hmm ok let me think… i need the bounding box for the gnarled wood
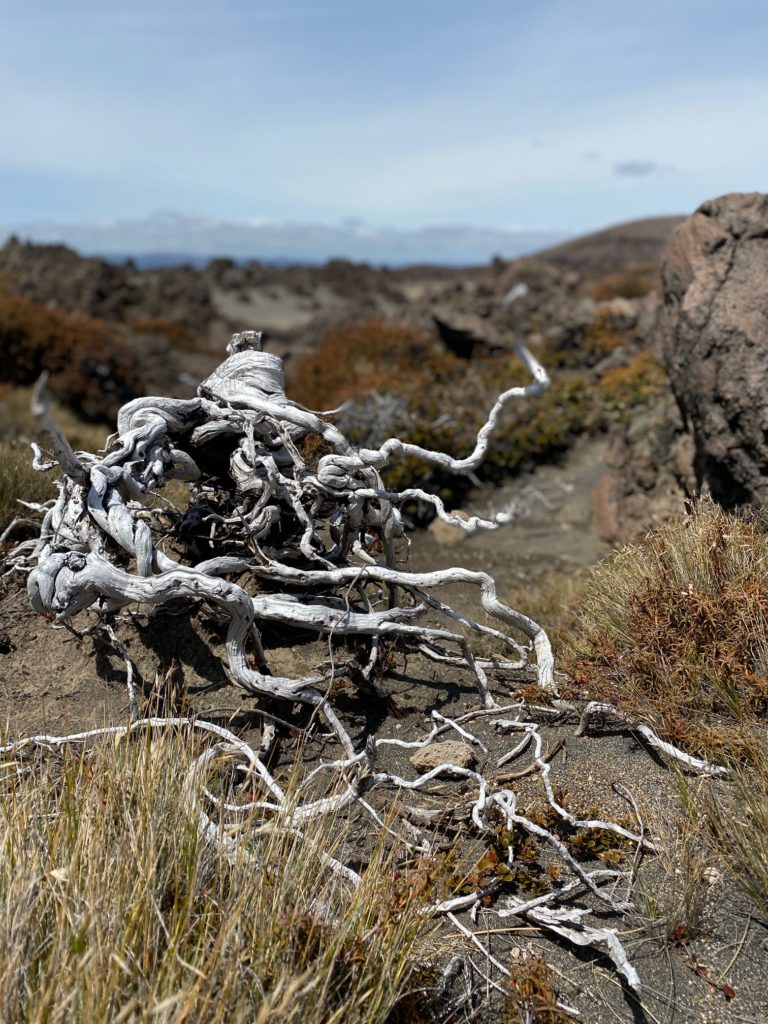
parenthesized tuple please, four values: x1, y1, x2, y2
(20, 326, 554, 709)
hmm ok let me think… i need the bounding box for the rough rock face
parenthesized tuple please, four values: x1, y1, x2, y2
(593, 393, 695, 544)
(659, 193, 768, 507)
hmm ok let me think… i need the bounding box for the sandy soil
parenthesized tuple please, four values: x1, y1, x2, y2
(1, 437, 766, 1023)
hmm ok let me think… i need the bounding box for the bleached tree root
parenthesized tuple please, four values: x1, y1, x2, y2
(574, 701, 728, 776)
(1, 711, 646, 995)
(4, 322, 661, 1000)
(15, 328, 554, 718)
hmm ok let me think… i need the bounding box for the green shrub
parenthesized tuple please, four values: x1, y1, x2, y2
(596, 349, 668, 421)
(547, 317, 627, 370)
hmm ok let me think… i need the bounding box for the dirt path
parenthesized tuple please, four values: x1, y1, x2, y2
(410, 435, 609, 599)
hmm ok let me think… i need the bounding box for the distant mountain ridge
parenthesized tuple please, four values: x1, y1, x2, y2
(535, 215, 684, 276)
(0, 212, 565, 268)
(0, 211, 684, 383)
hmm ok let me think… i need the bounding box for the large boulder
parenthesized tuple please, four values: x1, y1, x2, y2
(659, 193, 768, 506)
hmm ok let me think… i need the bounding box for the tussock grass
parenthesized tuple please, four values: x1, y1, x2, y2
(695, 734, 768, 923)
(0, 441, 57, 534)
(563, 499, 768, 927)
(0, 384, 108, 451)
(564, 498, 768, 761)
(637, 785, 712, 943)
(0, 729, 436, 1023)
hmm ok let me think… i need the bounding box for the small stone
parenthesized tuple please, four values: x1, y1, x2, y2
(701, 866, 721, 887)
(409, 741, 477, 773)
(427, 516, 467, 547)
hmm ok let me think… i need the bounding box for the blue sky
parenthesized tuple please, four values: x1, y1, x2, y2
(0, 0, 766, 241)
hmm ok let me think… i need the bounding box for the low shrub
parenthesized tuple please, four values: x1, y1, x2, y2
(547, 317, 628, 370)
(133, 317, 202, 351)
(564, 499, 768, 761)
(291, 320, 438, 411)
(589, 263, 659, 302)
(0, 295, 145, 422)
(596, 349, 668, 421)
(293, 321, 591, 512)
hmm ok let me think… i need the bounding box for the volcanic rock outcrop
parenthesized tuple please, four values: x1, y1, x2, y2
(659, 192, 768, 507)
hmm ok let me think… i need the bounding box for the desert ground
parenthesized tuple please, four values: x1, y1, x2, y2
(1, 201, 767, 1023)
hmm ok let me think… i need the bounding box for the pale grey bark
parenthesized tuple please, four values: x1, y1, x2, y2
(18, 328, 554, 711)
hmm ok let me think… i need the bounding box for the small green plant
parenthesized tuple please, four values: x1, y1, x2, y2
(597, 349, 668, 421)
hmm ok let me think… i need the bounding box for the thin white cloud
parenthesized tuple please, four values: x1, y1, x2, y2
(0, 212, 564, 265)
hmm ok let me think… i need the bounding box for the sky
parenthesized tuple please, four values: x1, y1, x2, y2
(0, 0, 766, 256)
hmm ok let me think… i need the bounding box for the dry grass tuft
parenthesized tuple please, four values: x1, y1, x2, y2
(0, 441, 58, 535)
(637, 785, 712, 943)
(0, 729, 438, 1024)
(564, 498, 768, 761)
(694, 733, 768, 924)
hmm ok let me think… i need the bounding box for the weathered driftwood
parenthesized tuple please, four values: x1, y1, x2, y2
(21, 328, 554, 724)
(4, 322, 731, 1000)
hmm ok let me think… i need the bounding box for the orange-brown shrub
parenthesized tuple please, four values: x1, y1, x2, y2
(589, 263, 659, 302)
(0, 295, 145, 421)
(565, 499, 768, 760)
(292, 321, 590, 509)
(133, 317, 200, 351)
(291, 321, 441, 411)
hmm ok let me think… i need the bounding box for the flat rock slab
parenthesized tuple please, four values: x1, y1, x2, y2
(409, 740, 476, 773)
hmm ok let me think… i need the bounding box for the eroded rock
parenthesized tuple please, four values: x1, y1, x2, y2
(658, 192, 768, 507)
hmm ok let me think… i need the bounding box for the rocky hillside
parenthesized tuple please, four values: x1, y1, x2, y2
(0, 210, 709, 542)
(0, 215, 680, 363)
